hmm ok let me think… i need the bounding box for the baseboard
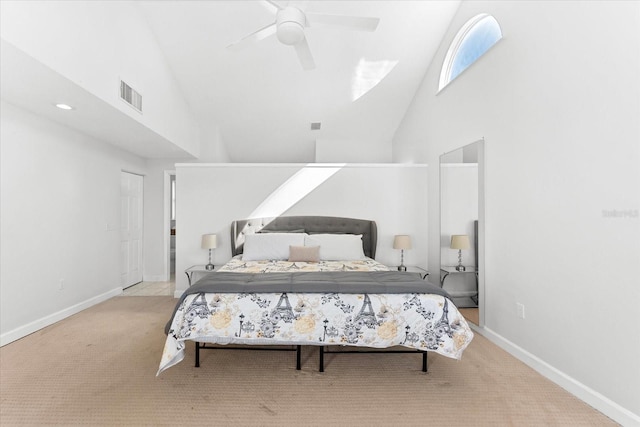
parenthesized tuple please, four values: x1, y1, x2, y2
(173, 289, 184, 298)
(479, 326, 640, 426)
(0, 287, 123, 347)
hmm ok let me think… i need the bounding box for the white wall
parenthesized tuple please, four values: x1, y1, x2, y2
(142, 160, 177, 282)
(175, 163, 428, 294)
(315, 138, 392, 163)
(198, 124, 231, 163)
(0, 101, 147, 344)
(393, 1, 640, 424)
(0, 1, 200, 157)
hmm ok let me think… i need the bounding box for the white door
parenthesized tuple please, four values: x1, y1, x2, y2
(121, 171, 143, 288)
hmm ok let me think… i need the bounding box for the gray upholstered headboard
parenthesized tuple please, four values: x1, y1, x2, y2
(230, 216, 378, 259)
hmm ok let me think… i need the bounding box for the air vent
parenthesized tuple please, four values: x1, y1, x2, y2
(310, 122, 321, 130)
(120, 80, 142, 113)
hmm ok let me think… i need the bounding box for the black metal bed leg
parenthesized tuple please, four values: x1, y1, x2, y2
(422, 351, 427, 372)
(195, 341, 200, 368)
(319, 346, 325, 373)
(296, 345, 301, 370)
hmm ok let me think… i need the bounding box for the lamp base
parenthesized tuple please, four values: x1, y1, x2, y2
(455, 265, 466, 272)
(205, 263, 215, 271)
(397, 265, 407, 272)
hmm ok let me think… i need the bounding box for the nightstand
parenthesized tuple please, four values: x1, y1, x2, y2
(185, 265, 219, 287)
(389, 265, 429, 279)
(440, 266, 478, 304)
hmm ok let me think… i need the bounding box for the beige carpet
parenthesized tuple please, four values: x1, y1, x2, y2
(458, 308, 479, 326)
(0, 296, 616, 426)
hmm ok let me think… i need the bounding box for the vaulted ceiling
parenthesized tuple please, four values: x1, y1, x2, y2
(136, 1, 460, 162)
(1, 1, 461, 163)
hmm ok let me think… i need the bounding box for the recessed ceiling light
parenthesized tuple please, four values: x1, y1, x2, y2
(55, 103, 74, 110)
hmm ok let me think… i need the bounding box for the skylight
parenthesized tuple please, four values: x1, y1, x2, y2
(351, 58, 398, 101)
(249, 164, 344, 218)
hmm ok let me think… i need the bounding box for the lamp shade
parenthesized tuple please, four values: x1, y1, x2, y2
(393, 235, 412, 250)
(450, 235, 470, 250)
(201, 234, 217, 249)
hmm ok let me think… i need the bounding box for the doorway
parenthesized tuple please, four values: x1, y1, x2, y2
(170, 174, 176, 276)
(163, 171, 177, 283)
(120, 171, 144, 288)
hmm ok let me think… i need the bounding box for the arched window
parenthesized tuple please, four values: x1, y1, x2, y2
(439, 14, 502, 91)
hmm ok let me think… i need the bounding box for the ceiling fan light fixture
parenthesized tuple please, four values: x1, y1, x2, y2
(277, 21, 304, 45)
(276, 7, 306, 45)
(54, 103, 75, 111)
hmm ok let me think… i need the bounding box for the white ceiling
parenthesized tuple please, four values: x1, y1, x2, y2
(136, 0, 460, 162)
(1, 1, 461, 163)
(0, 40, 191, 159)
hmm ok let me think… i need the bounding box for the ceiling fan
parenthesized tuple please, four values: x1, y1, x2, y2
(226, 0, 380, 70)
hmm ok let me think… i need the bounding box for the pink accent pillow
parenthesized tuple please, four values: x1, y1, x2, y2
(288, 245, 320, 263)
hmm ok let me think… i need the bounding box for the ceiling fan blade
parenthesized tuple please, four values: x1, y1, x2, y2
(288, 0, 308, 10)
(306, 13, 380, 32)
(264, 0, 285, 11)
(227, 22, 277, 51)
(293, 37, 315, 70)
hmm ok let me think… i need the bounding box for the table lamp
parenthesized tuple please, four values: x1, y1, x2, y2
(393, 235, 412, 271)
(450, 234, 470, 271)
(201, 234, 217, 271)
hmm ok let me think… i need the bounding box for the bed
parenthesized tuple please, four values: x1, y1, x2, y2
(158, 216, 473, 375)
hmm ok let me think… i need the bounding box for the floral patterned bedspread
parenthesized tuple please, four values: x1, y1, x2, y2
(217, 256, 391, 273)
(157, 259, 473, 375)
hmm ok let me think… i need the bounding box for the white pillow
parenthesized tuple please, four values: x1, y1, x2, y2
(304, 234, 366, 261)
(242, 233, 307, 261)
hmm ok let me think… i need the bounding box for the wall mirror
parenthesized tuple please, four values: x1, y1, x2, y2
(440, 139, 484, 326)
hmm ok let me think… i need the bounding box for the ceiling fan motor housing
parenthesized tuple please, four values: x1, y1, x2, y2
(276, 7, 306, 45)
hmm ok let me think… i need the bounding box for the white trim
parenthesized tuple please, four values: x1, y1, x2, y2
(440, 163, 479, 168)
(478, 326, 640, 426)
(0, 287, 123, 347)
(476, 141, 485, 328)
(174, 163, 429, 169)
(173, 290, 182, 299)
